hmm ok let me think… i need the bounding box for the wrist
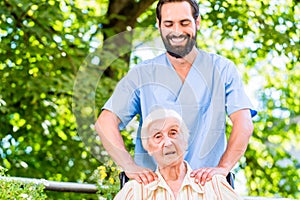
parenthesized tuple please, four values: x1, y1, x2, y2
(217, 162, 232, 174)
(121, 160, 137, 172)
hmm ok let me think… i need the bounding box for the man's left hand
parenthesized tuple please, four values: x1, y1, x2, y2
(190, 167, 228, 185)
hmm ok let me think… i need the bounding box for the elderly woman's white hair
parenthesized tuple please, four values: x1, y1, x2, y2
(141, 108, 190, 151)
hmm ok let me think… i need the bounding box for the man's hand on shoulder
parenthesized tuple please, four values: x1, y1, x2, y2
(190, 167, 228, 186)
(125, 164, 158, 185)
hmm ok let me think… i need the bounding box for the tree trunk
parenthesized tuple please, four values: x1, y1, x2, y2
(101, 0, 157, 79)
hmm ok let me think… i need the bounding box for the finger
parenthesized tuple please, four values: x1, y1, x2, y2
(135, 176, 142, 183)
(191, 168, 210, 185)
(200, 168, 213, 185)
(140, 170, 153, 185)
(191, 169, 205, 184)
(125, 171, 137, 180)
(205, 169, 214, 181)
(190, 170, 196, 177)
(124, 172, 140, 183)
(145, 170, 159, 184)
(151, 170, 158, 180)
(140, 171, 157, 185)
(147, 171, 158, 182)
(190, 169, 203, 177)
(125, 167, 157, 183)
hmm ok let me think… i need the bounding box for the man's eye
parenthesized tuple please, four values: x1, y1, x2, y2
(181, 21, 190, 26)
(164, 22, 173, 27)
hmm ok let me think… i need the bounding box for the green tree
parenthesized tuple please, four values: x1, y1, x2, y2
(195, 1, 300, 198)
(0, 0, 101, 199)
(0, 0, 156, 199)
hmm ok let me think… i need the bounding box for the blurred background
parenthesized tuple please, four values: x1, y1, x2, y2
(0, 0, 299, 199)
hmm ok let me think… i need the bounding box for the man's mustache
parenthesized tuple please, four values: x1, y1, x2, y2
(166, 34, 190, 40)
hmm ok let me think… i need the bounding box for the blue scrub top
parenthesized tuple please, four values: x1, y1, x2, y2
(103, 49, 257, 170)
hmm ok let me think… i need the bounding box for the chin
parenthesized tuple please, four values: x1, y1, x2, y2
(160, 157, 182, 168)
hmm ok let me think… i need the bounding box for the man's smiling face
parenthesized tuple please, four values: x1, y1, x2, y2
(158, 1, 199, 58)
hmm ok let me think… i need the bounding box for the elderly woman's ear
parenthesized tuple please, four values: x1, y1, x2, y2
(148, 150, 154, 156)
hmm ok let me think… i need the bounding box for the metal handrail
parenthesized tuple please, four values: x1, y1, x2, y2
(0, 176, 294, 199)
(0, 176, 98, 193)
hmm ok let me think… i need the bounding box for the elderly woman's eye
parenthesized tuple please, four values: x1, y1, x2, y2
(169, 130, 178, 137)
(155, 135, 162, 139)
(153, 133, 163, 142)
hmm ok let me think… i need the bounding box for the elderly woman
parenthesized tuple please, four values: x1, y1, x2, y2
(114, 108, 242, 199)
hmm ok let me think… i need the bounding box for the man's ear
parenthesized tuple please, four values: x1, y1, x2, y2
(156, 18, 160, 28)
(196, 15, 201, 30)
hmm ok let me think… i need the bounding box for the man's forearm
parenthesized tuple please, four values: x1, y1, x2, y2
(95, 110, 158, 184)
(95, 110, 135, 170)
(217, 134, 250, 172)
(218, 109, 254, 172)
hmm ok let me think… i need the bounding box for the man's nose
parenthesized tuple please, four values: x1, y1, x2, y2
(172, 24, 182, 35)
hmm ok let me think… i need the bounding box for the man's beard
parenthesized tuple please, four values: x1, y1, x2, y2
(161, 32, 197, 58)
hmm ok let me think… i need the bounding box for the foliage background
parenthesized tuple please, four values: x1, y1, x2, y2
(0, 0, 299, 199)
(0, 167, 47, 199)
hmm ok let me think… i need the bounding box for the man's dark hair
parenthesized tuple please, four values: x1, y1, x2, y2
(156, 0, 199, 25)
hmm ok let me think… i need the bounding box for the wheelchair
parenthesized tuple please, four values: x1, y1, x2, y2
(119, 171, 235, 189)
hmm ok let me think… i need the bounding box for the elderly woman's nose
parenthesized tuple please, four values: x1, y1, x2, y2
(163, 137, 173, 146)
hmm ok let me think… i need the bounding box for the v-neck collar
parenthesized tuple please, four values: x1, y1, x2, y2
(164, 52, 198, 84)
(145, 161, 204, 196)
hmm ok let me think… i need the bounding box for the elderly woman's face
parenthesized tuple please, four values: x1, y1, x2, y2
(147, 117, 186, 167)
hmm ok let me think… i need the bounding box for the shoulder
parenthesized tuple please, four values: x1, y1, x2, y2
(208, 174, 234, 190)
(203, 175, 228, 190)
(114, 180, 144, 200)
(123, 179, 144, 190)
(131, 53, 167, 69)
(196, 49, 235, 73)
(124, 53, 169, 82)
(204, 175, 242, 200)
(211, 174, 228, 184)
(198, 49, 233, 64)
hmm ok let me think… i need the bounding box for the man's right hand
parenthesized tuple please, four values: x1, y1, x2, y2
(95, 110, 157, 185)
(124, 164, 158, 185)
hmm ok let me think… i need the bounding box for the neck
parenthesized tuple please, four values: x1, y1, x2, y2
(166, 46, 198, 68)
(158, 160, 187, 198)
(159, 161, 186, 181)
(167, 47, 198, 81)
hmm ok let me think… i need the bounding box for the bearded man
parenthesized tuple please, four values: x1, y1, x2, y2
(95, 0, 256, 187)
